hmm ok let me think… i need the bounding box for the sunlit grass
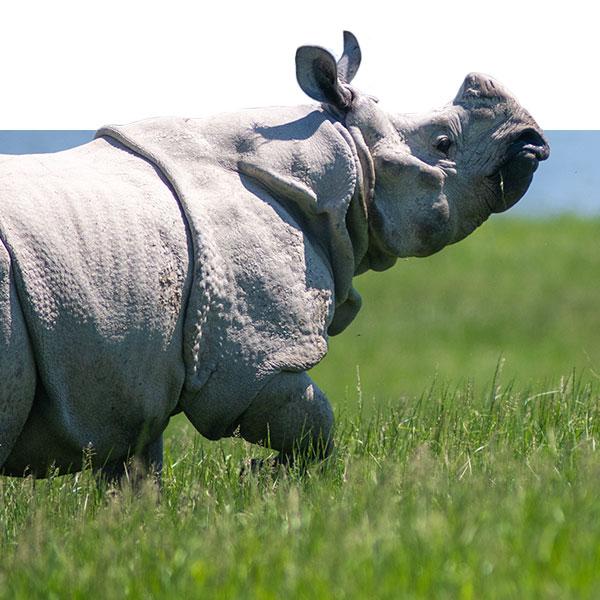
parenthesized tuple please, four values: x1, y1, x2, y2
(1, 374, 599, 598)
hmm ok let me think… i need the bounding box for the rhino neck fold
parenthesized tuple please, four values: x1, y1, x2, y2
(332, 122, 374, 276)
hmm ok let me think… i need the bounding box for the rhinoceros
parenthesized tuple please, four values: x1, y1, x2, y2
(0, 32, 549, 478)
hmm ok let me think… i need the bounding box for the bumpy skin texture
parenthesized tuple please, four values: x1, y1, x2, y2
(0, 33, 549, 476)
(0, 239, 36, 470)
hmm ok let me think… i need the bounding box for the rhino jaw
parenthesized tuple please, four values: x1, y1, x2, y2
(490, 128, 550, 213)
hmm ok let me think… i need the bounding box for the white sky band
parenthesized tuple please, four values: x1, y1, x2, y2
(0, 1, 593, 129)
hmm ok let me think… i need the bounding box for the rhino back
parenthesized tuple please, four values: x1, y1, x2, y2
(0, 138, 192, 472)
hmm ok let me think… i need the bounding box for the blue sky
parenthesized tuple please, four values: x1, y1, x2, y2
(511, 131, 599, 216)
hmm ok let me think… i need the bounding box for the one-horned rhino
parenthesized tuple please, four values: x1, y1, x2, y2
(0, 32, 548, 478)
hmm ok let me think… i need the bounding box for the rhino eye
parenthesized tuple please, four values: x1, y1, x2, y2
(434, 135, 452, 156)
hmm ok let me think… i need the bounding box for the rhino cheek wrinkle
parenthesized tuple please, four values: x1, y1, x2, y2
(0, 32, 549, 479)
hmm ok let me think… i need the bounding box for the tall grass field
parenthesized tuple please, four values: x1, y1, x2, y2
(1, 217, 599, 598)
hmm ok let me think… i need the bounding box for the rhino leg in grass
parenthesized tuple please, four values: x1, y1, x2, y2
(0, 32, 548, 478)
(0, 240, 36, 469)
(237, 372, 334, 463)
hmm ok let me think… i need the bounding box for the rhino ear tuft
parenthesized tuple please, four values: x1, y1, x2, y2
(337, 31, 361, 84)
(295, 45, 352, 111)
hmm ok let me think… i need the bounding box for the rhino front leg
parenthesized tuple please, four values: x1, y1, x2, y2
(0, 240, 36, 471)
(237, 372, 334, 465)
(98, 434, 164, 486)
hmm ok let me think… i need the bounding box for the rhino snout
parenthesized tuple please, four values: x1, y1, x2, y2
(490, 127, 550, 213)
(508, 128, 550, 162)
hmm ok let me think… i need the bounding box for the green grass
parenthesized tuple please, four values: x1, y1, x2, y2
(1, 217, 599, 598)
(313, 216, 600, 406)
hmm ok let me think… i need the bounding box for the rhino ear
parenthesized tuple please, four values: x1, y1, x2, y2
(337, 31, 361, 84)
(295, 45, 352, 111)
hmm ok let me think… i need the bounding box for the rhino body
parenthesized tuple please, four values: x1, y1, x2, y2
(0, 33, 549, 476)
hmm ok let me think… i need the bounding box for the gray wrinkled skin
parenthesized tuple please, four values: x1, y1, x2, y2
(0, 33, 549, 476)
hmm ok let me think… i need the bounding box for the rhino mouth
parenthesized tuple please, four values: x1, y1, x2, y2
(489, 128, 550, 213)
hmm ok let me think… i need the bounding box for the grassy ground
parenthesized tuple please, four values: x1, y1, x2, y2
(313, 216, 600, 406)
(1, 217, 599, 598)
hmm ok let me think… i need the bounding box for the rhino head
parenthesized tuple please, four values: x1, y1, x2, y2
(296, 32, 550, 270)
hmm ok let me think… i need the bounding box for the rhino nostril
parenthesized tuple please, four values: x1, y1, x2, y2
(515, 128, 544, 146)
(512, 128, 550, 160)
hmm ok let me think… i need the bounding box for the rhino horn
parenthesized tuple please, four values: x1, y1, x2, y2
(453, 72, 515, 106)
(337, 31, 361, 84)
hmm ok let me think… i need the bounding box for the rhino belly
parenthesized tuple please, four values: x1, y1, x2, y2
(0, 138, 192, 474)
